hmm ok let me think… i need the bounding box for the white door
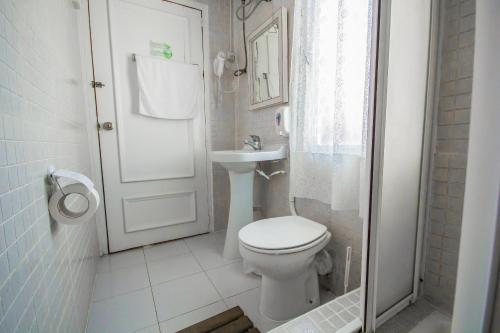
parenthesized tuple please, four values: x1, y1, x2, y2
(89, 0, 210, 252)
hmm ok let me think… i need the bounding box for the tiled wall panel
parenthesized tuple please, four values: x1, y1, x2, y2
(0, 0, 99, 332)
(199, 0, 235, 231)
(423, 0, 475, 314)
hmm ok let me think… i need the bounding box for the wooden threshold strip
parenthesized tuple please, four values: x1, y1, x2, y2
(177, 306, 261, 333)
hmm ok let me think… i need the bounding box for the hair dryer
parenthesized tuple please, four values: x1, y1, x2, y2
(213, 51, 226, 78)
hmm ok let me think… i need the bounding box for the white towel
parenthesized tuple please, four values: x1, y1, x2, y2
(136, 55, 201, 120)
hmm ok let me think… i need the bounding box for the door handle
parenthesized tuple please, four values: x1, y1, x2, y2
(101, 122, 114, 130)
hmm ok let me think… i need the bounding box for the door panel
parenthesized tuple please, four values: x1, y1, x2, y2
(117, 116, 194, 182)
(122, 191, 197, 232)
(375, 0, 431, 316)
(90, 0, 210, 252)
(109, 0, 196, 182)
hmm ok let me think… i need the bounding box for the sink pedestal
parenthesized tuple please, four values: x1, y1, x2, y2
(223, 168, 255, 259)
(210, 145, 286, 260)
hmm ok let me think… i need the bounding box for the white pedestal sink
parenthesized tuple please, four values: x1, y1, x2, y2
(211, 145, 286, 259)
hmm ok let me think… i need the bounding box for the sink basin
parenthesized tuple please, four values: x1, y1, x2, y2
(211, 144, 287, 259)
(211, 145, 287, 163)
(211, 145, 286, 173)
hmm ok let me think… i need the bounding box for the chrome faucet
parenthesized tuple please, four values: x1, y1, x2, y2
(244, 135, 262, 150)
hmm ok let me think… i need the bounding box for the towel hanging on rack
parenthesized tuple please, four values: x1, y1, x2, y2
(135, 54, 202, 120)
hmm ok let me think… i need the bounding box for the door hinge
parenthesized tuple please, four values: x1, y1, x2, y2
(91, 81, 106, 88)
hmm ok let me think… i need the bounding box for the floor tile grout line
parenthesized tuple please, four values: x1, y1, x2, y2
(203, 258, 244, 273)
(184, 236, 245, 305)
(95, 249, 148, 274)
(89, 249, 160, 333)
(184, 237, 211, 273)
(224, 285, 260, 300)
(204, 262, 260, 300)
(156, 299, 225, 328)
(185, 234, 263, 303)
(185, 238, 235, 308)
(91, 232, 264, 332)
(131, 323, 162, 333)
(183, 230, 244, 271)
(221, 285, 261, 310)
(199, 262, 226, 301)
(91, 262, 151, 303)
(91, 233, 361, 333)
(95, 261, 148, 275)
(142, 247, 162, 329)
(91, 251, 151, 304)
(146, 253, 204, 286)
(142, 239, 205, 287)
(145, 251, 193, 265)
(91, 285, 152, 304)
(148, 236, 227, 326)
(143, 236, 242, 291)
(150, 270, 205, 288)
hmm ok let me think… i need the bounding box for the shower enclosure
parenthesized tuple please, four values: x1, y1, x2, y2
(361, 0, 441, 330)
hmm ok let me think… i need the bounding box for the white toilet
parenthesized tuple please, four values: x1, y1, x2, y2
(238, 216, 331, 321)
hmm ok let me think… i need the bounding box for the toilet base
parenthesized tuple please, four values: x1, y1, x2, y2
(259, 265, 320, 321)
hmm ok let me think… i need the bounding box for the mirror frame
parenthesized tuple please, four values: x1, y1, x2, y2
(247, 7, 288, 111)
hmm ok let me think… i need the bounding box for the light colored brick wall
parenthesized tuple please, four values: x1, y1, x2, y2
(423, 0, 475, 314)
(0, 0, 99, 332)
(231, 0, 362, 296)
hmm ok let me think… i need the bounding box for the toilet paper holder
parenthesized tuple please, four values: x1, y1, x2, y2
(47, 165, 100, 225)
(48, 165, 65, 194)
(48, 165, 95, 193)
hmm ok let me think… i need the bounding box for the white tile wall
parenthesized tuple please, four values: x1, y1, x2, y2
(0, 0, 99, 332)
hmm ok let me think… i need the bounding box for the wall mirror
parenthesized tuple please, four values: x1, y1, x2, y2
(247, 7, 288, 110)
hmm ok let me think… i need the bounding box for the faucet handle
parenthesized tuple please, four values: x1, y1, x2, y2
(244, 135, 263, 150)
(249, 135, 261, 142)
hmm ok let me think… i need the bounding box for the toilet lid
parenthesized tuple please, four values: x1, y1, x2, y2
(239, 216, 328, 250)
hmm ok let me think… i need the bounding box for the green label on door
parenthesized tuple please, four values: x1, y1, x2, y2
(150, 41, 173, 59)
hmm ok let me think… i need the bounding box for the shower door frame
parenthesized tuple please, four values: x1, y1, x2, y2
(362, 0, 440, 330)
(77, 0, 215, 254)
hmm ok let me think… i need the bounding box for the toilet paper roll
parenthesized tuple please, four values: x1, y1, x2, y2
(49, 183, 100, 225)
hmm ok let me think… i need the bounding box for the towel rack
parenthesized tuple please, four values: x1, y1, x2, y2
(131, 54, 200, 67)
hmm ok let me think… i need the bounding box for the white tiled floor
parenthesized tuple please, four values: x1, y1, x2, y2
(86, 230, 339, 333)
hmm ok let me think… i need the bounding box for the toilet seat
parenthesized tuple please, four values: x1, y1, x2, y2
(240, 231, 330, 255)
(239, 216, 328, 255)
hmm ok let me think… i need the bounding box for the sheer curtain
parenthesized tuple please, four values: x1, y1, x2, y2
(289, 0, 372, 211)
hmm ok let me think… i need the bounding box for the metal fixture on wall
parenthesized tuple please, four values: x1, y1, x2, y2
(233, 0, 272, 76)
